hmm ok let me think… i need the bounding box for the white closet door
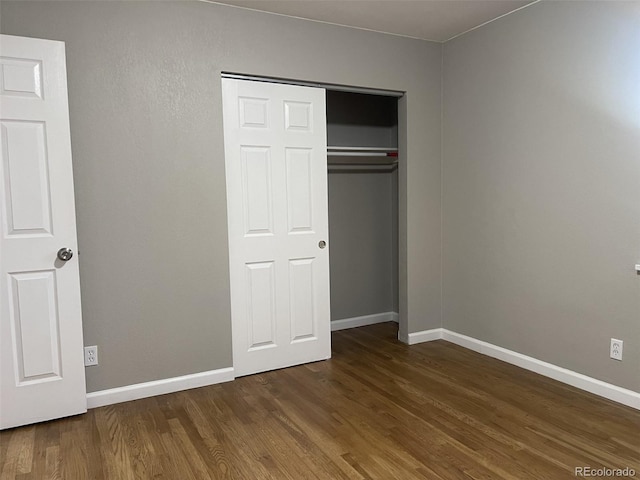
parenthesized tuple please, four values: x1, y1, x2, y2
(222, 78, 331, 377)
(0, 35, 86, 429)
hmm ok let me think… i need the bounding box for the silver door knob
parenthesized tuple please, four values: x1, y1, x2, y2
(57, 248, 73, 261)
(318, 240, 326, 249)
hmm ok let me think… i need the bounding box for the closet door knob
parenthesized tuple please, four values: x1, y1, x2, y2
(318, 240, 327, 249)
(57, 248, 73, 261)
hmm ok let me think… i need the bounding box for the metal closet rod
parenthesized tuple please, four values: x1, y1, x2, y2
(328, 152, 393, 157)
(328, 164, 398, 172)
(327, 147, 399, 159)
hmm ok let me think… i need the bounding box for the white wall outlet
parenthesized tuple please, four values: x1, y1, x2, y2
(84, 346, 98, 366)
(610, 338, 623, 361)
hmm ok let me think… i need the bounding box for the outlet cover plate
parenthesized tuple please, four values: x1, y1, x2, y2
(84, 346, 98, 366)
(610, 338, 623, 361)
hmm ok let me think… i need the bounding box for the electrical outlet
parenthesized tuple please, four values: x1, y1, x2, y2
(84, 346, 98, 366)
(610, 338, 623, 361)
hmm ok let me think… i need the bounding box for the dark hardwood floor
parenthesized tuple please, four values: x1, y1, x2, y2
(1, 322, 639, 479)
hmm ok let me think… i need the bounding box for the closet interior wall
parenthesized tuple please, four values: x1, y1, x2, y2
(326, 91, 399, 323)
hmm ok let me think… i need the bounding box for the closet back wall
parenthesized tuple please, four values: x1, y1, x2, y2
(0, 1, 442, 392)
(329, 171, 398, 321)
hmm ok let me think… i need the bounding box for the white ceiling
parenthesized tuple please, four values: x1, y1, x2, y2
(212, 0, 537, 43)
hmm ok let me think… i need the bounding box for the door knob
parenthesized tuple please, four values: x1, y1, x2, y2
(318, 240, 326, 249)
(57, 248, 73, 261)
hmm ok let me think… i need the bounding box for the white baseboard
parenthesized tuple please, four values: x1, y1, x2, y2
(86, 327, 639, 411)
(331, 311, 398, 331)
(405, 328, 640, 410)
(86, 367, 235, 409)
(401, 327, 444, 345)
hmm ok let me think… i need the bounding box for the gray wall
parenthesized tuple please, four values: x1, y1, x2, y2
(443, 1, 640, 391)
(328, 171, 398, 320)
(1, 1, 442, 392)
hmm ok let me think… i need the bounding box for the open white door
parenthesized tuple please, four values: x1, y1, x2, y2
(0, 35, 86, 429)
(222, 78, 331, 377)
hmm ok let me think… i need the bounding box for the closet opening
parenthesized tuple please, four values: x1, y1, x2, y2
(326, 90, 400, 335)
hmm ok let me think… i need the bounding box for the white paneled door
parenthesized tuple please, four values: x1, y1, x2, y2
(0, 35, 86, 429)
(222, 78, 331, 377)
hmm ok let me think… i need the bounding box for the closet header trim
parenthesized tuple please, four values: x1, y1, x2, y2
(221, 73, 404, 98)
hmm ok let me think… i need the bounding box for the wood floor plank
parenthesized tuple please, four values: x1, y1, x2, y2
(0, 427, 34, 479)
(1, 322, 638, 479)
(94, 406, 135, 480)
(44, 445, 61, 480)
(59, 418, 89, 480)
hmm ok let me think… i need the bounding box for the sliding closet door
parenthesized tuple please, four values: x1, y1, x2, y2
(222, 78, 331, 377)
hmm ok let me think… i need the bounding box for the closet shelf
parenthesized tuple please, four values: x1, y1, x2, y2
(328, 146, 398, 153)
(327, 146, 398, 166)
